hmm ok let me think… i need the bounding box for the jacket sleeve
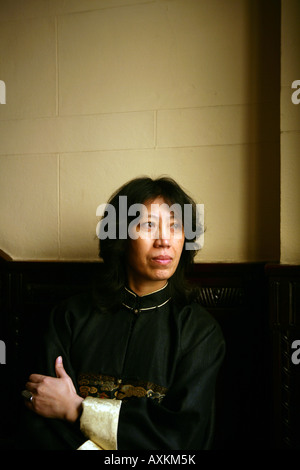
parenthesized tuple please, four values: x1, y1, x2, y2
(78, 397, 121, 450)
(116, 310, 225, 450)
(16, 298, 87, 450)
(16, 295, 123, 451)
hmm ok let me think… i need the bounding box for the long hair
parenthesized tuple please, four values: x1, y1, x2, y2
(94, 176, 203, 312)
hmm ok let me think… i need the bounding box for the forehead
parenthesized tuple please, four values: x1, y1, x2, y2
(142, 197, 179, 217)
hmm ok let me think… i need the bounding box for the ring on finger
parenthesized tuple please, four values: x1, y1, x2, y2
(21, 389, 33, 402)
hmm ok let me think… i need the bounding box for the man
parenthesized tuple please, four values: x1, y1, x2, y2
(20, 176, 225, 450)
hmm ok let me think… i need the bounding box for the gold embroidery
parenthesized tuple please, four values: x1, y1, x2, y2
(78, 373, 167, 403)
(117, 384, 147, 399)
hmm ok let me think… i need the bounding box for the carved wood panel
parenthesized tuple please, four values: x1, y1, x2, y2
(267, 265, 300, 449)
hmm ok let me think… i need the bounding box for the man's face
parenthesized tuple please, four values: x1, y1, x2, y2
(126, 197, 185, 295)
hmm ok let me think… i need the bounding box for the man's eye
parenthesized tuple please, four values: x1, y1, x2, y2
(172, 222, 182, 231)
(141, 221, 155, 229)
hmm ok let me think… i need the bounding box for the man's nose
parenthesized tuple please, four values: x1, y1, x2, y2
(153, 223, 171, 247)
(154, 237, 170, 247)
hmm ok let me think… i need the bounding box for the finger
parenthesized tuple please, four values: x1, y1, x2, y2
(21, 389, 35, 409)
(25, 381, 38, 391)
(24, 396, 36, 412)
(28, 373, 46, 383)
(55, 356, 68, 379)
(24, 399, 33, 410)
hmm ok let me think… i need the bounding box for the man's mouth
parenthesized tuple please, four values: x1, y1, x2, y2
(152, 256, 172, 265)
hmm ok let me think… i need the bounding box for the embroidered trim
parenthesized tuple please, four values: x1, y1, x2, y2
(122, 281, 172, 314)
(124, 282, 169, 298)
(122, 296, 171, 312)
(78, 373, 167, 403)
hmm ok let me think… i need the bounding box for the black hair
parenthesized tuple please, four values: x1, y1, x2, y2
(94, 176, 202, 312)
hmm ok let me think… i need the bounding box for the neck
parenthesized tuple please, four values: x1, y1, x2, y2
(128, 280, 168, 297)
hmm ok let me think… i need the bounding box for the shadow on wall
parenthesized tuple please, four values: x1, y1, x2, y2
(244, 0, 280, 262)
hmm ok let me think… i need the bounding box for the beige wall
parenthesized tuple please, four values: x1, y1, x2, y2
(280, 0, 300, 264)
(0, 0, 281, 262)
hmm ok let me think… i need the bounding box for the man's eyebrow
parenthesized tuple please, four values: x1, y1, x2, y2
(144, 213, 159, 219)
(145, 212, 177, 219)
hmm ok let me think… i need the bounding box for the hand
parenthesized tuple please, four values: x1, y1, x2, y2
(24, 356, 84, 423)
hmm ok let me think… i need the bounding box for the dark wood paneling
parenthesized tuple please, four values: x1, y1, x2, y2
(266, 264, 300, 449)
(191, 263, 270, 449)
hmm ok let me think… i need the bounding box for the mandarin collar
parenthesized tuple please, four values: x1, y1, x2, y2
(122, 282, 171, 314)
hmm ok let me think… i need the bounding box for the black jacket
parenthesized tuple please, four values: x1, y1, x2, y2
(17, 283, 225, 450)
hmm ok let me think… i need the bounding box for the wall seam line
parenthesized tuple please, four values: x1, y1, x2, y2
(57, 154, 61, 259)
(55, 15, 59, 117)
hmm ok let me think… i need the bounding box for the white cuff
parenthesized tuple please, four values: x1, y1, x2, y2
(78, 397, 121, 450)
(77, 440, 102, 450)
